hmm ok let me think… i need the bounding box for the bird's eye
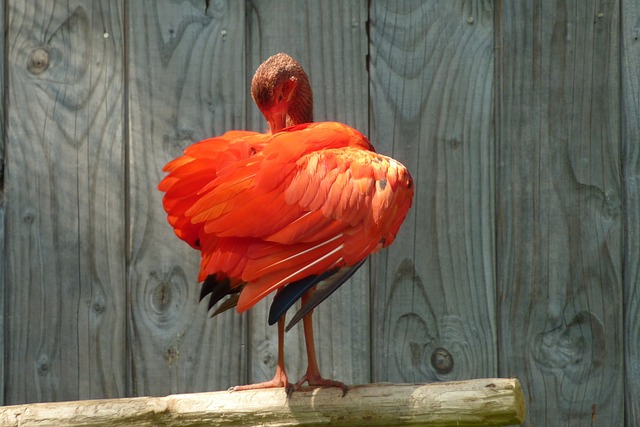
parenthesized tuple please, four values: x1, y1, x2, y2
(278, 92, 283, 102)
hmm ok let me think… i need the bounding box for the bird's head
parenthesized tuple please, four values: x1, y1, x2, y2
(251, 53, 313, 133)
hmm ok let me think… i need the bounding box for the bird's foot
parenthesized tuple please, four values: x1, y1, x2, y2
(230, 367, 293, 394)
(293, 372, 348, 396)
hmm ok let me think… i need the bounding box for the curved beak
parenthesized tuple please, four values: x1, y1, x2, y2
(266, 109, 287, 134)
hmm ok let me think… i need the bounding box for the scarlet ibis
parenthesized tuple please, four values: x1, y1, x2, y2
(159, 53, 413, 394)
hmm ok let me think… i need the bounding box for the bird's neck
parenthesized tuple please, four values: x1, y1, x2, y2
(288, 83, 314, 126)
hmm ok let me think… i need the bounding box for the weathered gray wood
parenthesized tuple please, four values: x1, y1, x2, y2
(0, 1, 635, 422)
(243, 0, 370, 386)
(0, 379, 526, 427)
(369, 1, 496, 383)
(127, 0, 247, 395)
(496, 1, 623, 425)
(0, 0, 5, 407)
(4, 1, 126, 403)
(623, 0, 640, 424)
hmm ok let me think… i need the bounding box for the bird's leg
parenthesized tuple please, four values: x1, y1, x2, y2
(231, 315, 292, 393)
(293, 290, 348, 396)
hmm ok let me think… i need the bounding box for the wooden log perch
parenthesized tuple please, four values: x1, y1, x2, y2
(0, 378, 525, 426)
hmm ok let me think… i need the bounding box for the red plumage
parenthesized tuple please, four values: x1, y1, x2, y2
(158, 52, 413, 394)
(159, 121, 413, 312)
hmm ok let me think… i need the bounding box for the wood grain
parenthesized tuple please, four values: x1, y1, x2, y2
(496, 1, 623, 425)
(0, 1, 634, 422)
(0, 379, 526, 427)
(4, 1, 126, 404)
(243, 0, 370, 386)
(622, 0, 640, 424)
(127, 0, 248, 395)
(369, 1, 496, 383)
(0, 0, 5, 406)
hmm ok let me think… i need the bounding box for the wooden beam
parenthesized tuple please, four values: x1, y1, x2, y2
(0, 379, 525, 426)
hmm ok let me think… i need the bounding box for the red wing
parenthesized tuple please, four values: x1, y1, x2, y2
(160, 122, 413, 313)
(186, 123, 375, 241)
(158, 130, 265, 248)
(236, 148, 413, 312)
(273, 148, 414, 254)
(192, 145, 413, 312)
(183, 122, 364, 240)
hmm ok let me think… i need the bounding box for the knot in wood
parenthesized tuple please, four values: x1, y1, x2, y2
(28, 48, 50, 74)
(37, 355, 50, 376)
(151, 282, 173, 312)
(431, 347, 453, 374)
(22, 209, 35, 224)
(164, 346, 180, 365)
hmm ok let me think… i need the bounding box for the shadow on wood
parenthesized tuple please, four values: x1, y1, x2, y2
(0, 378, 525, 426)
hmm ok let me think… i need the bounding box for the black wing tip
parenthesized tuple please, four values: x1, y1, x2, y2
(285, 259, 367, 331)
(200, 259, 366, 327)
(211, 294, 240, 317)
(268, 268, 340, 326)
(199, 274, 218, 302)
(199, 275, 235, 313)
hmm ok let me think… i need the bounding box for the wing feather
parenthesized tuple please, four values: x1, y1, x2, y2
(237, 238, 345, 312)
(159, 121, 413, 316)
(158, 130, 266, 248)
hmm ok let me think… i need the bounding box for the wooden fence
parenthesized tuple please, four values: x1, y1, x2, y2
(0, 1, 637, 425)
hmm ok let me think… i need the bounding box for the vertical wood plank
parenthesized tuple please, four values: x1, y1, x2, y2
(496, 1, 623, 425)
(623, 0, 640, 424)
(243, 0, 369, 385)
(127, 0, 247, 395)
(0, 0, 5, 407)
(4, 0, 125, 404)
(369, 1, 496, 383)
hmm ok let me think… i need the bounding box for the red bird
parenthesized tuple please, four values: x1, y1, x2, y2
(159, 53, 413, 394)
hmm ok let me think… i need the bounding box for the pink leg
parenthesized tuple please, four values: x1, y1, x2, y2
(293, 292, 348, 396)
(232, 316, 293, 394)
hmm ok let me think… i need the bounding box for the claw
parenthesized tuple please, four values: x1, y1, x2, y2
(293, 372, 349, 397)
(231, 365, 291, 392)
